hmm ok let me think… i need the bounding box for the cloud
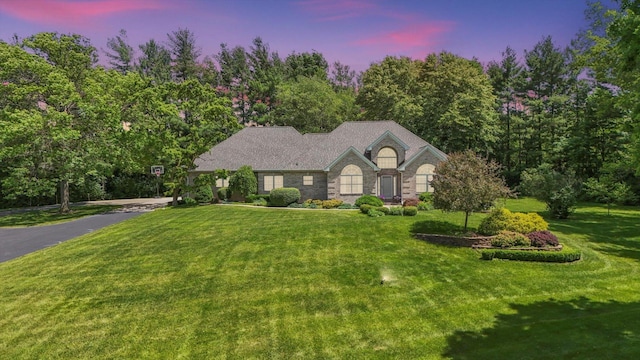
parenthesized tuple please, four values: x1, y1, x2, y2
(0, 0, 168, 26)
(355, 21, 454, 55)
(295, 0, 377, 21)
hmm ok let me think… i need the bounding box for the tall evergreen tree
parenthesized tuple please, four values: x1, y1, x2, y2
(167, 28, 201, 82)
(104, 29, 134, 74)
(137, 39, 172, 84)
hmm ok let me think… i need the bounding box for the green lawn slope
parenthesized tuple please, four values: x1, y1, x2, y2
(1, 199, 639, 359)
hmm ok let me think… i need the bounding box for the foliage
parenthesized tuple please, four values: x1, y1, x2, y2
(304, 199, 324, 208)
(432, 150, 512, 231)
(179, 197, 198, 207)
(337, 203, 356, 209)
(228, 165, 257, 199)
(388, 206, 404, 216)
(355, 195, 384, 207)
(217, 187, 229, 201)
(246, 194, 270, 203)
(251, 198, 268, 206)
(403, 206, 418, 216)
(481, 249, 581, 262)
(402, 198, 419, 207)
(520, 164, 578, 219)
(321, 199, 343, 209)
(417, 202, 432, 211)
(367, 209, 385, 217)
(269, 187, 301, 207)
(287, 202, 305, 208)
(418, 192, 433, 203)
(490, 231, 531, 248)
(527, 230, 560, 247)
(478, 208, 547, 235)
(193, 185, 213, 204)
(477, 208, 513, 235)
(583, 176, 633, 215)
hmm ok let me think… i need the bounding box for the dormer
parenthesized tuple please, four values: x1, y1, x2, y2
(366, 130, 409, 168)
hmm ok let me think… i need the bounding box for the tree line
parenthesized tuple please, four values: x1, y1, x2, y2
(1, 0, 639, 211)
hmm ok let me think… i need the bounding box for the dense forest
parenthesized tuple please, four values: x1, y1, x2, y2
(1, 1, 639, 211)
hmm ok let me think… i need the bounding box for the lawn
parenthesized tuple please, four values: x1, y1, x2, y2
(1, 199, 639, 359)
(0, 205, 121, 227)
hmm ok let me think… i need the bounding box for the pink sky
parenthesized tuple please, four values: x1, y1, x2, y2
(0, 0, 598, 72)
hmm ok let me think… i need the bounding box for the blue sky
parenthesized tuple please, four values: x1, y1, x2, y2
(0, 0, 605, 72)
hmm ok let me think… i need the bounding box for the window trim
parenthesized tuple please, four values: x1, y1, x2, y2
(340, 165, 363, 195)
(303, 175, 313, 186)
(264, 175, 283, 192)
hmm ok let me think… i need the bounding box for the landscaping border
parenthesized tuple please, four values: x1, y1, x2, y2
(414, 233, 492, 247)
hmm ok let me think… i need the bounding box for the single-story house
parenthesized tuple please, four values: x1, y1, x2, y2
(190, 121, 447, 203)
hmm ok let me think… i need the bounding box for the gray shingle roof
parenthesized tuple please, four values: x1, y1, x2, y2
(193, 121, 446, 172)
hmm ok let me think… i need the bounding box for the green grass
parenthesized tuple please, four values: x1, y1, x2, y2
(1, 199, 639, 359)
(0, 205, 121, 227)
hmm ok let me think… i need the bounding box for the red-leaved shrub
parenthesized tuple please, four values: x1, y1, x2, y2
(527, 230, 559, 247)
(403, 198, 419, 207)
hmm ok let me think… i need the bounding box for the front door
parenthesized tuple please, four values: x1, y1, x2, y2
(380, 175, 394, 201)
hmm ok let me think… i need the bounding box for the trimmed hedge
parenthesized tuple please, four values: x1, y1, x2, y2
(481, 249, 581, 263)
(269, 188, 301, 207)
(478, 208, 548, 236)
(355, 195, 384, 207)
(403, 206, 418, 216)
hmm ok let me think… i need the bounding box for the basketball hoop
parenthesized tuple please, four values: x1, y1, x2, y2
(151, 165, 164, 177)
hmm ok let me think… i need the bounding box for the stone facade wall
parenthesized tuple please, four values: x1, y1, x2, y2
(256, 171, 327, 201)
(370, 136, 406, 165)
(327, 152, 377, 204)
(401, 151, 443, 199)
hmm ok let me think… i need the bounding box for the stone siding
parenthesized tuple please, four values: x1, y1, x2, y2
(327, 152, 377, 204)
(401, 151, 443, 199)
(257, 171, 327, 201)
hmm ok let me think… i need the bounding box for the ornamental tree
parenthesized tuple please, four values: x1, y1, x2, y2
(431, 150, 512, 231)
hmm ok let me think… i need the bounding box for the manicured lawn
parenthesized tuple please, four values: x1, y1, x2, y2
(1, 199, 639, 358)
(0, 205, 121, 227)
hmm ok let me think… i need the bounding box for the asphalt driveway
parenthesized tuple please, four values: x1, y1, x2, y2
(0, 211, 143, 263)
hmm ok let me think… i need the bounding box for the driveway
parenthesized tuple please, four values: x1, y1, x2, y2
(0, 197, 172, 263)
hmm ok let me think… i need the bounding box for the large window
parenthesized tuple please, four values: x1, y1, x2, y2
(264, 175, 283, 191)
(377, 147, 398, 169)
(340, 165, 363, 194)
(416, 164, 435, 193)
(215, 178, 229, 188)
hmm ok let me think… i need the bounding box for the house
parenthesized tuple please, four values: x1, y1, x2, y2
(191, 121, 447, 203)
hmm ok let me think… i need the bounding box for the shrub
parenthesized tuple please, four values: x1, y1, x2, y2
(246, 194, 270, 203)
(229, 165, 257, 198)
(322, 199, 343, 209)
(478, 208, 512, 236)
(304, 199, 324, 208)
(403, 198, 419, 207)
(355, 195, 384, 207)
(419, 192, 433, 203)
(193, 185, 213, 203)
(527, 230, 560, 247)
(505, 212, 548, 234)
(368, 209, 385, 217)
(481, 249, 581, 262)
(403, 206, 418, 216)
(478, 208, 548, 236)
(376, 206, 390, 215)
(180, 197, 198, 207)
(269, 187, 301, 207)
(388, 206, 404, 216)
(337, 203, 356, 209)
(287, 202, 305, 208)
(417, 201, 432, 211)
(251, 198, 268, 206)
(307, 203, 318, 209)
(360, 204, 374, 214)
(491, 231, 530, 248)
(217, 187, 229, 201)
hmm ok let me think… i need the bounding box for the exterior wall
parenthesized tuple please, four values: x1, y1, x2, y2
(401, 151, 444, 199)
(257, 171, 327, 201)
(370, 136, 406, 166)
(327, 152, 377, 204)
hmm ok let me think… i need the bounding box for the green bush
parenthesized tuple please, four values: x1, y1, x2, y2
(417, 201, 432, 211)
(179, 197, 198, 207)
(229, 165, 257, 198)
(246, 194, 270, 203)
(419, 192, 433, 203)
(322, 199, 343, 209)
(337, 203, 356, 209)
(217, 187, 229, 201)
(368, 209, 385, 217)
(287, 202, 305, 208)
(360, 204, 374, 214)
(388, 206, 404, 216)
(304, 199, 324, 208)
(252, 198, 268, 206)
(478, 208, 512, 235)
(478, 208, 548, 236)
(491, 231, 531, 248)
(403, 206, 418, 216)
(481, 249, 581, 262)
(355, 195, 384, 207)
(269, 187, 301, 207)
(193, 185, 213, 203)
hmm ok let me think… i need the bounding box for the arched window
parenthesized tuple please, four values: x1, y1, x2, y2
(416, 164, 435, 193)
(340, 164, 363, 194)
(377, 147, 397, 168)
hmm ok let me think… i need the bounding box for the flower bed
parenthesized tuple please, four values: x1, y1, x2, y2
(414, 233, 492, 247)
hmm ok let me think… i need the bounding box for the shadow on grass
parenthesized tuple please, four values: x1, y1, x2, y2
(410, 220, 466, 235)
(443, 297, 640, 359)
(549, 207, 640, 261)
(0, 205, 120, 227)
